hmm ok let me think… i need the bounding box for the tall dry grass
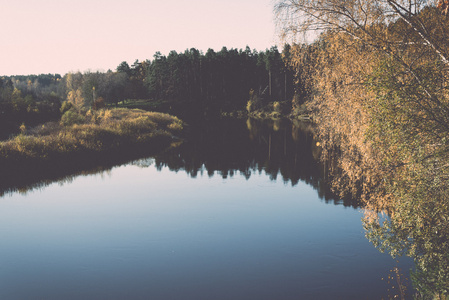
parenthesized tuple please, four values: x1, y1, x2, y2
(0, 108, 184, 168)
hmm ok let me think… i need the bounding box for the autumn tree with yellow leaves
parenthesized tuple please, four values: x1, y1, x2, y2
(65, 72, 85, 113)
(276, 0, 449, 296)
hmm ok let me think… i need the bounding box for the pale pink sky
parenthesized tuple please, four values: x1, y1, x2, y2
(0, 0, 277, 76)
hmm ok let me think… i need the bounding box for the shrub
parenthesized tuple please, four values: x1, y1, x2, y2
(168, 121, 183, 132)
(60, 101, 73, 114)
(61, 109, 85, 126)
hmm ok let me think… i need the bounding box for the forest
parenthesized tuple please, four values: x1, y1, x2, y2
(0, 46, 295, 138)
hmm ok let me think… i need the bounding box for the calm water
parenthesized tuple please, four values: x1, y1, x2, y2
(0, 118, 413, 299)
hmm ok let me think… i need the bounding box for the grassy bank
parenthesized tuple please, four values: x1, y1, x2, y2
(0, 108, 184, 193)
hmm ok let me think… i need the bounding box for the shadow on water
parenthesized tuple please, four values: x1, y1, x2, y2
(0, 117, 360, 207)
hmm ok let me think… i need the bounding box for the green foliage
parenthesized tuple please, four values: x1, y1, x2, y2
(364, 195, 449, 299)
(146, 46, 294, 116)
(60, 101, 73, 114)
(0, 77, 61, 132)
(1, 46, 295, 123)
(60, 109, 85, 126)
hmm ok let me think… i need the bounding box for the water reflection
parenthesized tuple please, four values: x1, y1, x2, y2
(363, 202, 449, 298)
(0, 117, 415, 299)
(0, 121, 18, 140)
(3, 116, 446, 297)
(0, 137, 173, 198)
(1, 118, 358, 206)
(153, 117, 360, 207)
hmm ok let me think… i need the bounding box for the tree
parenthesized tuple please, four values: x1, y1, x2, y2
(275, 0, 449, 185)
(67, 88, 85, 113)
(276, 2, 449, 295)
(98, 71, 127, 106)
(274, 0, 449, 98)
(82, 71, 102, 107)
(116, 61, 131, 75)
(146, 52, 170, 101)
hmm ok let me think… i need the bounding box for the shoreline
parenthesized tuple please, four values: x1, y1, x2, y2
(0, 108, 184, 195)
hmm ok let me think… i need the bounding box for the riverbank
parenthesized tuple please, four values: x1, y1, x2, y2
(0, 108, 184, 194)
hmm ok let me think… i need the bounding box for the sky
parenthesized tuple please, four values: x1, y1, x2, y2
(0, 0, 278, 76)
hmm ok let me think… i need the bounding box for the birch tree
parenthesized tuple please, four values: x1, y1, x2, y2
(275, 3, 449, 295)
(275, 0, 449, 65)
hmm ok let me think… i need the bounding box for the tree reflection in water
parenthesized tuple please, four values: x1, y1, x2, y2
(363, 195, 449, 299)
(0, 115, 403, 209)
(152, 117, 357, 207)
(0, 117, 355, 202)
(4, 117, 441, 296)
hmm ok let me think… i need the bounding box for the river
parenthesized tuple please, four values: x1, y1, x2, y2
(0, 117, 414, 299)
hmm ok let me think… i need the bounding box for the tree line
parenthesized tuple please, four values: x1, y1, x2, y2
(144, 47, 295, 117)
(0, 74, 63, 137)
(0, 46, 295, 135)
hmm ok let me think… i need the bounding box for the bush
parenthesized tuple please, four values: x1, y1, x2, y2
(167, 120, 183, 132)
(60, 109, 85, 126)
(60, 101, 73, 114)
